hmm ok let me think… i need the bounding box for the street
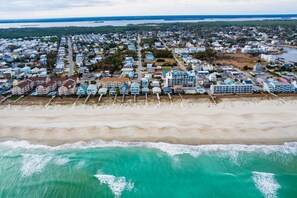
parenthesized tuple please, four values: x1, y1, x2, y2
(137, 34, 143, 81)
(67, 36, 74, 77)
(158, 35, 188, 72)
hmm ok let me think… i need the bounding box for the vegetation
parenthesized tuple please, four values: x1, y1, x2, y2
(156, 59, 165, 62)
(46, 51, 57, 72)
(192, 49, 217, 63)
(1, 20, 296, 39)
(142, 48, 173, 58)
(90, 50, 136, 74)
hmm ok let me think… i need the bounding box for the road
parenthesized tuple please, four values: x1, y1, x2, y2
(68, 36, 74, 77)
(157, 35, 188, 72)
(137, 34, 143, 81)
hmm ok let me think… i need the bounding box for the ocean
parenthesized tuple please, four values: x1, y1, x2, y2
(0, 141, 296, 198)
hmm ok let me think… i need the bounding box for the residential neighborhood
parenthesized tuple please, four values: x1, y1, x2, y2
(1, 24, 297, 105)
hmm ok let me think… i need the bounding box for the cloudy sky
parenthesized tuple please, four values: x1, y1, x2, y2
(0, 0, 296, 19)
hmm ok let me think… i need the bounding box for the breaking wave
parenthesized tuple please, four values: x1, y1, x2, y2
(252, 171, 281, 198)
(21, 154, 70, 177)
(94, 171, 134, 198)
(54, 156, 70, 166)
(1, 140, 297, 160)
(21, 154, 53, 177)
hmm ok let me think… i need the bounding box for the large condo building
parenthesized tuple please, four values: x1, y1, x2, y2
(165, 71, 196, 88)
(263, 81, 294, 93)
(210, 81, 253, 94)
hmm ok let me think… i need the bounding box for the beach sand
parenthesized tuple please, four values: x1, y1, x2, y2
(0, 98, 297, 146)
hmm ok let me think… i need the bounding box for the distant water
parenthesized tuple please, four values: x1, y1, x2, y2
(277, 47, 297, 63)
(0, 140, 297, 198)
(0, 14, 297, 28)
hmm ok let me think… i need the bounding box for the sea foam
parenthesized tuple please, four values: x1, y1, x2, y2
(252, 172, 281, 198)
(2, 140, 297, 159)
(94, 171, 134, 198)
(54, 156, 70, 166)
(21, 154, 53, 177)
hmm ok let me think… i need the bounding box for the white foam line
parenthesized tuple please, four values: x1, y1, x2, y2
(1, 140, 297, 158)
(252, 171, 281, 198)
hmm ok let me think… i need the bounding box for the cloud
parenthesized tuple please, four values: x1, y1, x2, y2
(0, 0, 113, 11)
(0, 0, 296, 19)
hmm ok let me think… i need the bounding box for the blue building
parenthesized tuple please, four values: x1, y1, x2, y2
(130, 82, 140, 95)
(165, 71, 196, 87)
(145, 54, 155, 61)
(76, 85, 87, 96)
(141, 78, 149, 88)
(120, 83, 129, 95)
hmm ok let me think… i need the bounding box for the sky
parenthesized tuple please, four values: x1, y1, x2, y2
(0, 0, 296, 19)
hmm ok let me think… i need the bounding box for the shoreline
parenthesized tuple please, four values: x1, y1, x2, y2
(1, 98, 297, 146)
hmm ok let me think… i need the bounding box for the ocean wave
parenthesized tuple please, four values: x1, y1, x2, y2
(21, 154, 53, 177)
(1, 140, 297, 158)
(54, 156, 70, 166)
(21, 153, 71, 177)
(94, 171, 134, 198)
(75, 161, 86, 169)
(252, 171, 281, 198)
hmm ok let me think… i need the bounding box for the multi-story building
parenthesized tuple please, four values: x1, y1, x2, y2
(263, 81, 294, 93)
(210, 81, 253, 94)
(36, 83, 50, 95)
(165, 71, 196, 88)
(58, 79, 77, 96)
(130, 82, 140, 95)
(12, 80, 34, 95)
(141, 78, 149, 88)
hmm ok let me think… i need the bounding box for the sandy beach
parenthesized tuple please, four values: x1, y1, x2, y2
(0, 98, 297, 146)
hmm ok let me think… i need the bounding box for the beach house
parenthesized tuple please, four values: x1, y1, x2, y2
(98, 88, 108, 95)
(58, 79, 77, 96)
(12, 79, 34, 95)
(109, 87, 117, 95)
(141, 78, 149, 88)
(35, 83, 51, 96)
(120, 83, 129, 95)
(151, 80, 160, 87)
(76, 85, 87, 96)
(100, 78, 129, 89)
(142, 87, 150, 94)
(47, 80, 57, 92)
(130, 82, 140, 95)
(152, 87, 161, 94)
(87, 84, 98, 96)
(163, 87, 173, 94)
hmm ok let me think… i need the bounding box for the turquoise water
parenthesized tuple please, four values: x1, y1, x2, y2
(0, 141, 296, 198)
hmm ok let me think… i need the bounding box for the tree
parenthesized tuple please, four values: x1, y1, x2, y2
(243, 65, 249, 70)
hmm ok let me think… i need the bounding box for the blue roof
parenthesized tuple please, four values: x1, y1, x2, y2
(244, 80, 253, 85)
